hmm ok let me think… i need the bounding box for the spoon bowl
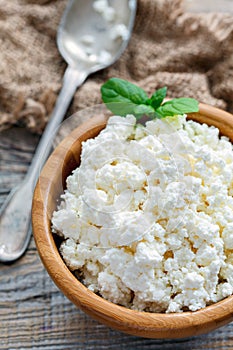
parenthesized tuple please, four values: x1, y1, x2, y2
(58, 0, 136, 71)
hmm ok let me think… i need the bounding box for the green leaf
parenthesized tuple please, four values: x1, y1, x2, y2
(101, 78, 149, 116)
(156, 98, 199, 118)
(101, 78, 199, 121)
(133, 104, 155, 118)
(100, 101, 138, 116)
(147, 87, 167, 110)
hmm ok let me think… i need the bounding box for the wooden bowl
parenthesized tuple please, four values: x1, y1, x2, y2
(32, 103, 233, 339)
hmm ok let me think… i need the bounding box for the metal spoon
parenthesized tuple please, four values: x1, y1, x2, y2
(0, 0, 137, 262)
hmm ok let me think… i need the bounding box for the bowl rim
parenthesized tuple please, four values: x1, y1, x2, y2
(32, 103, 233, 338)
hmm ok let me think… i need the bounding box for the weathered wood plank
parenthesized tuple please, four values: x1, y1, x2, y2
(0, 127, 39, 206)
(1, 126, 233, 349)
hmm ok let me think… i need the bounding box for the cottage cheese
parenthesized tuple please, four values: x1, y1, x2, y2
(78, 1, 129, 65)
(52, 114, 233, 313)
(93, 0, 129, 40)
(93, 0, 116, 22)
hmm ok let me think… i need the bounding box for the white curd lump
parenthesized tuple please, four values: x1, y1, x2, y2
(78, 1, 129, 65)
(52, 114, 233, 313)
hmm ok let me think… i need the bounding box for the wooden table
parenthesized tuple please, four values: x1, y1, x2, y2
(1, 126, 233, 349)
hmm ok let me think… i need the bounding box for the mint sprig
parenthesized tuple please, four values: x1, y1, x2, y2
(101, 78, 199, 119)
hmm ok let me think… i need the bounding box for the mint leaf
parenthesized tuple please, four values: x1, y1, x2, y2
(156, 98, 199, 118)
(147, 87, 167, 110)
(133, 104, 155, 118)
(101, 78, 149, 116)
(101, 78, 199, 121)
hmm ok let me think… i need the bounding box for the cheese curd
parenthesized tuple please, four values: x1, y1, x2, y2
(52, 114, 233, 313)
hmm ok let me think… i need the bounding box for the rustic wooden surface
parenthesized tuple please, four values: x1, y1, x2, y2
(1, 124, 233, 349)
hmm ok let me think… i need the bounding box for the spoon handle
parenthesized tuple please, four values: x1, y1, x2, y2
(0, 65, 87, 262)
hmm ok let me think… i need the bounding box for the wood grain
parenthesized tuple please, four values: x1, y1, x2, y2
(1, 122, 233, 348)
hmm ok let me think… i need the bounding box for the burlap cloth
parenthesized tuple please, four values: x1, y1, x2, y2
(0, 0, 232, 134)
